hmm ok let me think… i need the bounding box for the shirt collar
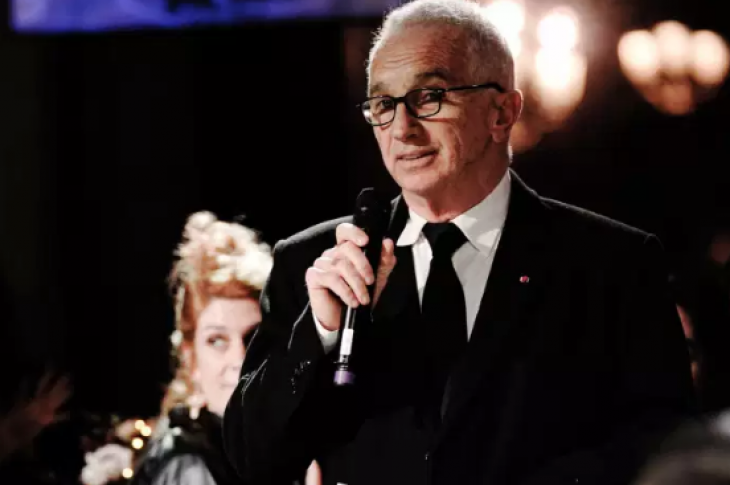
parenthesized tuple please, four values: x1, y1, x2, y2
(396, 170, 511, 256)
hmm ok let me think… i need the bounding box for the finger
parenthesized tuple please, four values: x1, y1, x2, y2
(381, 238, 396, 268)
(374, 239, 397, 306)
(305, 461, 322, 485)
(34, 381, 52, 400)
(335, 223, 368, 247)
(50, 373, 70, 389)
(312, 252, 369, 304)
(318, 244, 374, 285)
(337, 241, 375, 285)
(313, 248, 339, 271)
(36, 369, 60, 396)
(39, 367, 57, 387)
(333, 258, 370, 305)
(51, 411, 71, 424)
(313, 255, 336, 271)
(36, 375, 50, 395)
(322, 270, 362, 308)
(306, 267, 359, 308)
(49, 378, 72, 404)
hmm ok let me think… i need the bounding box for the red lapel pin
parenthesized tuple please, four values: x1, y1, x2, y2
(519, 275, 530, 284)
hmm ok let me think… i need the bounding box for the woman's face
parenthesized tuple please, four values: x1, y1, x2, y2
(190, 297, 261, 416)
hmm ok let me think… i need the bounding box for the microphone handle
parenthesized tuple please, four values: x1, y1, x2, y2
(333, 305, 359, 386)
(333, 240, 381, 386)
(333, 188, 389, 387)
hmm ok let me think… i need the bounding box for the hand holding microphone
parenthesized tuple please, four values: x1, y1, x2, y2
(305, 225, 395, 329)
(304, 189, 396, 384)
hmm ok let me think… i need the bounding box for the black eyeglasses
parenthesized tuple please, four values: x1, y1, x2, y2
(359, 82, 505, 127)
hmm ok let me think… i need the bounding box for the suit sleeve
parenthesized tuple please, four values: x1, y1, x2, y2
(222, 239, 352, 484)
(522, 235, 698, 485)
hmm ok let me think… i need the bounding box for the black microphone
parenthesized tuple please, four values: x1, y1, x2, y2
(333, 188, 390, 387)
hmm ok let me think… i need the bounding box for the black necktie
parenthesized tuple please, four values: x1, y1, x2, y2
(420, 222, 468, 426)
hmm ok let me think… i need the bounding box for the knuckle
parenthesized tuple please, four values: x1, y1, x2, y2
(305, 267, 318, 284)
(356, 255, 371, 270)
(343, 241, 364, 260)
(337, 257, 354, 272)
(326, 271, 343, 286)
(335, 223, 354, 239)
(335, 283, 351, 300)
(336, 279, 350, 293)
(315, 255, 333, 268)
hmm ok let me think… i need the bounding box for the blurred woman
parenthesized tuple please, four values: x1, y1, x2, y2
(129, 211, 272, 485)
(80, 211, 320, 485)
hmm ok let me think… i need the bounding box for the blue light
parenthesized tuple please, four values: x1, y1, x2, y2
(12, 0, 401, 32)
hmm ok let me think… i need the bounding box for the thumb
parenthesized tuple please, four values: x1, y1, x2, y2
(373, 238, 397, 306)
(305, 461, 322, 485)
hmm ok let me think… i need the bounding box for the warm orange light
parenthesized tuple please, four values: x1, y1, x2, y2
(653, 21, 692, 77)
(690, 30, 730, 87)
(618, 30, 660, 85)
(537, 7, 579, 51)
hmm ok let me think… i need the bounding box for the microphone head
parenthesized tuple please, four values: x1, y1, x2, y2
(352, 187, 391, 277)
(354, 188, 390, 229)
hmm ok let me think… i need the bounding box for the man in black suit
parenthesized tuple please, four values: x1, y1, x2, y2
(222, 1, 696, 484)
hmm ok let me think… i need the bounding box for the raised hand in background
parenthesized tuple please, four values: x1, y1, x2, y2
(0, 368, 72, 462)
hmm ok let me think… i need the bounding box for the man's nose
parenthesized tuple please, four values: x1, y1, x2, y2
(390, 103, 420, 141)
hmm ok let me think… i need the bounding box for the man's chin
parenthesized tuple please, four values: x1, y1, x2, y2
(397, 175, 443, 198)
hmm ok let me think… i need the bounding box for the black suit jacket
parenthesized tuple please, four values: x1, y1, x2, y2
(223, 172, 696, 485)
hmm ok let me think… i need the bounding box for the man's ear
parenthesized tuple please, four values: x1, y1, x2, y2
(491, 89, 523, 143)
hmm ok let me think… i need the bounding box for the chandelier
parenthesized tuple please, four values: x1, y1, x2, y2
(480, 0, 587, 153)
(618, 21, 730, 115)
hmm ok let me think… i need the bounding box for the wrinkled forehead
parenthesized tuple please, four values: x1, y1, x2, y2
(368, 25, 471, 96)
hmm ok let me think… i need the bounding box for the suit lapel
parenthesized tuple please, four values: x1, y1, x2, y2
(365, 196, 423, 412)
(371, 195, 416, 324)
(437, 171, 553, 441)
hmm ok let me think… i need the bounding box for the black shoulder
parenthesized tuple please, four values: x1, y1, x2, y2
(277, 215, 352, 252)
(540, 197, 654, 252)
(266, 215, 353, 281)
(528, 195, 669, 279)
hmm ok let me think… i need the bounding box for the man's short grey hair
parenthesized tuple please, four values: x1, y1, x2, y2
(367, 0, 515, 91)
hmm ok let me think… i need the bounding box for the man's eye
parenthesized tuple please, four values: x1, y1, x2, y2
(375, 98, 395, 112)
(416, 90, 443, 105)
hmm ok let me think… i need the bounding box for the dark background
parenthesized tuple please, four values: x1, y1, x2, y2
(0, 0, 728, 424)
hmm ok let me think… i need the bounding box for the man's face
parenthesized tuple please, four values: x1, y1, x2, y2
(368, 25, 501, 200)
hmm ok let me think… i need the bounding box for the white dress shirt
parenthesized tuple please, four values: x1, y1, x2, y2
(315, 171, 512, 353)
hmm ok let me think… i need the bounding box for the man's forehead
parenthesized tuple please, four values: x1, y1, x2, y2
(369, 27, 468, 94)
(369, 67, 455, 95)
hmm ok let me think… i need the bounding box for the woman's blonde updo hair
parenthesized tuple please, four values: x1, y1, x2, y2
(162, 211, 272, 414)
